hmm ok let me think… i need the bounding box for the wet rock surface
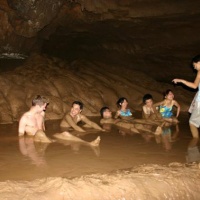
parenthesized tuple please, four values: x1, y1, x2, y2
(0, 54, 193, 123)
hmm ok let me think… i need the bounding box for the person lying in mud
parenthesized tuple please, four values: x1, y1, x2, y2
(100, 106, 162, 135)
(18, 95, 52, 143)
(142, 93, 164, 125)
(60, 101, 105, 132)
(153, 89, 180, 124)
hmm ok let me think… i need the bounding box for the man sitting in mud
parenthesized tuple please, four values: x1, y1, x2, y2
(60, 101, 105, 132)
(100, 106, 162, 135)
(18, 95, 52, 143)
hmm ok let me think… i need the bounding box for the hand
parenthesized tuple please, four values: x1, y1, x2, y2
(172, 78, 181, 84)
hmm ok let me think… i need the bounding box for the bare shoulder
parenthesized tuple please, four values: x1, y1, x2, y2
(21, 112, 31, 119)
(80, 114, 87, 119)
(173, 99, 180, 106)
(142, 105, 146, 111)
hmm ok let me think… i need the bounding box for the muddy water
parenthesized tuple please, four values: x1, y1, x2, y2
(0, 112, 200, 200)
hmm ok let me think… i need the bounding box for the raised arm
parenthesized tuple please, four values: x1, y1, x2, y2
(153, 100, 164, 109)
(172, 71, 200, 89)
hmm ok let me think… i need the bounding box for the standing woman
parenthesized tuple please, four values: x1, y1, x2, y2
(173, 54, 200, 138)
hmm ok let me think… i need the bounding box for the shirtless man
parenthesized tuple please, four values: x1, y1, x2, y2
(18, 95, 52, 143)
(60, 101, 105, 132)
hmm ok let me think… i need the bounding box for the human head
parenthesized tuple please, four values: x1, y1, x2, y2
(72, 101, 83, 110)
(116, 97, 128, 108)
(32, 95, 49, 112)
(163, 89, 174, 100)
(192, 54, 200, 70)
(192, 54, 200, 64)
(143, 94, 153, 104)
(32, 95, 49, 107)
(70, 101, 84, 116)
(100, 106, 112, 119)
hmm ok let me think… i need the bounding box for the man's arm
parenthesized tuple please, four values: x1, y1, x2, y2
(40, 111, 46, 131)
(65, 114, 86, 132)
(18, 116, 26, 137)
(81, 115, 104, 131)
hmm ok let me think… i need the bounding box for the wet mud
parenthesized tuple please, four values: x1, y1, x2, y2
(0, 113, 200, 199)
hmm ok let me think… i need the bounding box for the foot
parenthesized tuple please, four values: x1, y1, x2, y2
(90, 136, 101, 147)
(154, 126, 162, 135)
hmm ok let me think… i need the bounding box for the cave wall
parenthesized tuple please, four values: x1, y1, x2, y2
(0, 1, 199, 123)
(0, 0, 200, 56)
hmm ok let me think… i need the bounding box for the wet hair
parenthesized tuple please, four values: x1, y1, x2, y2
(143, 94, 153, 104)
(72, 101, 83, 110)
(32, 95, 49, 106)
(116, 97, 128, 108)
(163, 89, 172, 98)
(100, 106, 109, 118)
(192, 54, 200, 63)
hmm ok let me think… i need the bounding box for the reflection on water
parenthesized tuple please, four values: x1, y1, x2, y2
(0, 114, 194, 181)
(186, 138, 200, 163)
(19, 137, 49, 167)
(158, 124, 179, 151)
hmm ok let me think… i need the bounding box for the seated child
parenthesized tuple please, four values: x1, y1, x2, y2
(114, 97, 159, 125)
(100, 106, 162, 135)
(153, 89, 180, 123)
(142, 93, 163, 124)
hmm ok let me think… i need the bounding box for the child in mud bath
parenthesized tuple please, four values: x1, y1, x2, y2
(153, 89, 180, 124)
(114, 97, 160, 125)
(100, 106, 162, 135)
(142, 93, 164, 124)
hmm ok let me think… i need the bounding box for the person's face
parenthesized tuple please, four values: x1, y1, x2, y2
(193, 61, 200, 71)
(145, 99, 153, 107)
(103, 109, 112, 119)
(71, 104, 81, 116)
(165, 91, 174, 100)
(37, 103, 47, 112)
(120, 99, 128, 108)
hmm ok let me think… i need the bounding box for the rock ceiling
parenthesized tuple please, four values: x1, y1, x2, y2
(0, 0, 200, 57)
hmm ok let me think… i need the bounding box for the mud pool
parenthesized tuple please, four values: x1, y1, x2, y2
(0, 113, 200, 199)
